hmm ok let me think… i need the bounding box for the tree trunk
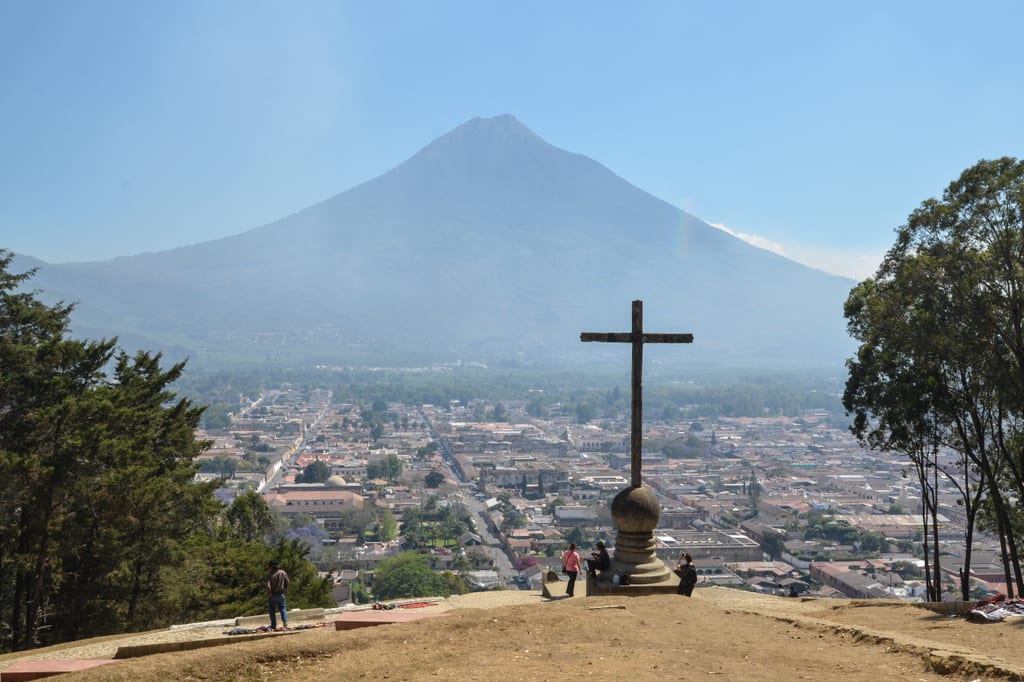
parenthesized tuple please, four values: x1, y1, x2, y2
(987, 485, 1017, 598)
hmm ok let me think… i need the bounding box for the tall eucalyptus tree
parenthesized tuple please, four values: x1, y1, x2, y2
(845, 159, 1024, 599)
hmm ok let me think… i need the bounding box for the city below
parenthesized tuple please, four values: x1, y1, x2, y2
(195, 384, 992, 604)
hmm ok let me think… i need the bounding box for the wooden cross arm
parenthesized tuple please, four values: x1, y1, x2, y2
(580, 332, 694, 343)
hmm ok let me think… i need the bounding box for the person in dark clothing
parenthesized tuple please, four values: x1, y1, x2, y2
(266, 560, 290, 629)
(586, 541, 610, 576)
(675, 552, 697, 597)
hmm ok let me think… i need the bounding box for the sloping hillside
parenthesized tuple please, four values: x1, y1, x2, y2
(6, 588, 1020, 681)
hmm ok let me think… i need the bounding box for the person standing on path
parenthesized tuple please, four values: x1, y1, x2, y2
(267, 560, 290, 630)
(675, 552, 697, 597)
(561, 543, 582, 597)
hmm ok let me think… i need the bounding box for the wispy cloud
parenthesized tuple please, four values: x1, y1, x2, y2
(709, 223, 787, 257)
(709, 223, 883, 281)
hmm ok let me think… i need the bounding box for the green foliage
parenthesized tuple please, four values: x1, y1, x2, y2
(401, 505, 474, 549)
(659, 434, 709, 459)
(843, 158, 1024, 599)
(296, 459, 330, 483)
(162, 536, 333, 623)
(289, 513, 316, 529)
(440, 511, 468, 544)
(377, 508, 398, 542)
(200, 454, 238, 478)
(858, 531, 888, 553)
(891, 561, 922, 579)
(399, 508, 428, 548)
(762, 530, 785, 560)
(544, 497, 566, 515)
(803, 517, 885, 554)
(332, 507, 377, 538)
(201, 402, 233, 430)
(499, 511, 525, 534)
(450, 554, 473, 574)
(441, 571, 469, 595)
(425, 470, 445, 488)
(565, 526, 586, 545)
(415, 442, 439, 459)
(371, 552, 451, 600)
(650, 382, 841, 420)
(748, 469, 761, 510)
(177, 365, 843, 426)
(0, 254, 234, 649)
(575, 401, 596, 423)
(225, 490, 276, 543)
(366, 454, 402, 482)
(351, 579, 372, 604)
(0, 253, 332, 651)
(160, 538, 268, 622)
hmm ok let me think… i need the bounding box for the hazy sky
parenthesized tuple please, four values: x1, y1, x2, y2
(2, 1, 1022, 279)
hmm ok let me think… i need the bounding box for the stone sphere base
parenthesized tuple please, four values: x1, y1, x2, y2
(608, 486, 670, 584)
(610, 486, 660, 532)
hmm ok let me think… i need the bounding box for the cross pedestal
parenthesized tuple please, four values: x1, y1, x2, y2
(581, 300, 693, 594)
(606, 485, 668, 584)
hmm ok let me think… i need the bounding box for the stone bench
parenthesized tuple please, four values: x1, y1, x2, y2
(333, 611, 450, 630)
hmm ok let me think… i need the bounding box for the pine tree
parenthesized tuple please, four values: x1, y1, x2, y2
(0, 252, 219, 647)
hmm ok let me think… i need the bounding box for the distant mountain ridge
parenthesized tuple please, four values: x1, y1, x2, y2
(13, 115, 856, 369)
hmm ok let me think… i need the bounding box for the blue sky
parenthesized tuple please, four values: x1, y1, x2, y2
(2, 1, 1022, 279)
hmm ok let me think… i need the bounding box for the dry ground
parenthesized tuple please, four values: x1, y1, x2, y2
(4, 587, 1024, 681)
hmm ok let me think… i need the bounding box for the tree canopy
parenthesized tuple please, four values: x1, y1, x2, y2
(844, 158, 1024, 599)
(0, 252, 331, 651)
(371, 552, 452, 601)
(297, 459, 330, 483)
(366, 454, 402, 482)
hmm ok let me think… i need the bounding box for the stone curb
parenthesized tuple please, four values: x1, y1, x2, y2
(114, 630, 301, 660)
(234, 608, 325, 627)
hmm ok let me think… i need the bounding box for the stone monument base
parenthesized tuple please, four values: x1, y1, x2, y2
(585, 563, 681, 597)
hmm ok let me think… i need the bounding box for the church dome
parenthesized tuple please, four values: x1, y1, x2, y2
(325, 475, 347, 488)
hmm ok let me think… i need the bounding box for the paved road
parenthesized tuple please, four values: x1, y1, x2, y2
(461, 495, 516, 582)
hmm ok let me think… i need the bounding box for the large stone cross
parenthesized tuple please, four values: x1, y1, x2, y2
(580, 300, 694, 588)
(581, 300, 693, 488)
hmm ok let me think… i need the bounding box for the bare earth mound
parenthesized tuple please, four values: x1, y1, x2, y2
(5, 587, 1024, 681)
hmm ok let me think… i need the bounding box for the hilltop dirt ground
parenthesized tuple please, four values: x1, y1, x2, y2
(4, 587, 1024, 681)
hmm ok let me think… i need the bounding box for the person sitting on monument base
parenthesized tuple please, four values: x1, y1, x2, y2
(586, 541, 610, 577)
